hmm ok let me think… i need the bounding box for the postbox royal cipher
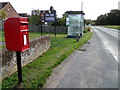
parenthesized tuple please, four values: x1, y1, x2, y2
(4, 17, 29, 52)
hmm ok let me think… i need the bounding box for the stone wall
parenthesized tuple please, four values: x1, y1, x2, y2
(0, 35, 50, 81)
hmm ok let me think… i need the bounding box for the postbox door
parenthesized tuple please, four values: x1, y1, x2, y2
(20, 20, 29, 51)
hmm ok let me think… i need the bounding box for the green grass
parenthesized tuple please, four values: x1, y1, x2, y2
(0, 30, 5, 49)
(0, 46, 5, 49)
(29, 32, 66, 40)
(0, 31, 42, 42)
(2, 31, 93, 88)
(100, 25, 120, 30)
(0, 30, 4, 42)
(0, 31, 60, 49)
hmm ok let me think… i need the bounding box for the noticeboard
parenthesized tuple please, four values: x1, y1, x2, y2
(44, 10, 56, 22)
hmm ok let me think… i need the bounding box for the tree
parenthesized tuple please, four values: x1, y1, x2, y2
(56, 17, 66, 26)
(84, 19, 95, 25)
(0, 10, 7, 20)
(29, 15, 42, 25)
(52, 12, 67, 26)
(29, 9, 42, 25)
(95, 9, 120, 25)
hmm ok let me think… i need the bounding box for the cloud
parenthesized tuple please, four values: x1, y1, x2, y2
(1, 0, 119, 20)
(118, 1, 120, 10)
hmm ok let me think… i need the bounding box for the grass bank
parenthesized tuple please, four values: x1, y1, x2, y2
(2, 31, 92, 88)
(100, 25, 120, 30)
(0, 30, 4, 42)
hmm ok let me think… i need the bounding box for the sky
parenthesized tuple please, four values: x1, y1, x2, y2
(1, 0, 119, 20)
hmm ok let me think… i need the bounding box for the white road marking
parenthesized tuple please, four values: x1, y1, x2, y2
(103, 39, 118, 62)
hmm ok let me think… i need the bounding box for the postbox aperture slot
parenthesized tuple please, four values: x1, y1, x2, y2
(20, 21, 28, 25)
(20, 23, 28, 25)
(20, 22, 28, 30)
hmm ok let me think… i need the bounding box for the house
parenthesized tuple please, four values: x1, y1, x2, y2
(0, 2, 19, 19)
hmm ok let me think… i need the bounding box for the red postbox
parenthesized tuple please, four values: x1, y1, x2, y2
(4, 17, 29, 52)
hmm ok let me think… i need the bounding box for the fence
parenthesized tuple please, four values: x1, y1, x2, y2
(0, 23, 68, 34)
(29, 24, 67, 34)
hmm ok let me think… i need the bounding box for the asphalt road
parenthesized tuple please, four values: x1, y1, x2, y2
(44, 26, 118, 88)
(91, 26, 119, 62)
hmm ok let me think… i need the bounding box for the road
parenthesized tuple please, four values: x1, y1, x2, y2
(91, 26, 119, 62)
(44, 26, 119, 88)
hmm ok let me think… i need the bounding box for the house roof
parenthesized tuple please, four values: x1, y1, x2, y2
(66, 11, 85, 15)
(0, 2, 9, 10)
(0, 2, 20, 18)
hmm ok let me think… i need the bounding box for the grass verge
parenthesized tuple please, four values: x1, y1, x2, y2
(0, 30, 4, 42)
(100, 25, 120, 30)
(0, 31, 60, 49)
(0, 46, 5, 49)
(2, 31, 93, 88)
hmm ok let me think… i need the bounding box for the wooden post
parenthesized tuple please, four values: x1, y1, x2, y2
(41, 24, 43, 36)
(76, 34, 79, 41)
(16, 51, 22, 84)
(55, 22, 56, 37)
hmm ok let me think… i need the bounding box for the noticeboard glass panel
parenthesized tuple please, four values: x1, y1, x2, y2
(67, 14, 84, 36)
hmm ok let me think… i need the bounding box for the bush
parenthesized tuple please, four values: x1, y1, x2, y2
(84, 27, 91, 33)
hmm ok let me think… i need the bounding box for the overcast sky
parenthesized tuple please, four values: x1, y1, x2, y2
(1, 0, 119, 20)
